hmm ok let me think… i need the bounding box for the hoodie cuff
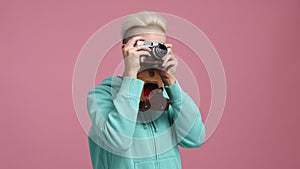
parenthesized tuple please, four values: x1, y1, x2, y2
(118, 77, 144, 99)
(164, 81, 183, 103)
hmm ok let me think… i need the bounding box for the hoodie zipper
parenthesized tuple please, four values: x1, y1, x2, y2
(150, 121, 158, 169)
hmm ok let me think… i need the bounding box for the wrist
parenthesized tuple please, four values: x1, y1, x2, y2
(162, 74, 176, 86)
(123, 69, 138, 78)
(163, 78, 176, 86)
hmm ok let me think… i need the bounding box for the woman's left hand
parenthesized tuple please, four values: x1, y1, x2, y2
(160, 43, 178, 86)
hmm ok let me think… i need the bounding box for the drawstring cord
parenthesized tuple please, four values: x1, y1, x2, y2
(143, 123, 148, 129)
(141, 112, 157, 132)
(143, 121, 157, 132)
(150, 111, 157, 132)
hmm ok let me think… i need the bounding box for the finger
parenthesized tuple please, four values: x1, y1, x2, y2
(165, 43, 173, 54)
(126, 36, 146, 47)
(124, 51, 150, 63)
(167, 48, 172, 55)
(126, 46, 151, 57)
(123, 44, 150, 57)
(136, 51, 151, 57)
(163, 55, 178, 69)
(165, 43, 172, 48)
(162, 54, 175, 66)
(125, 48, 137, 55)
(126, 50, 151, 59)
(164, 60, 177, 69)
(135, 45, 151, 51)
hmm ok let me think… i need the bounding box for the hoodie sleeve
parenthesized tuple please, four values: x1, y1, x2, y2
(87, 77, 144, 151)
(164, 81, 206, 148)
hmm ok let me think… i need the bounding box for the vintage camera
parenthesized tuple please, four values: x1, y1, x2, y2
(134, 40, 168, 68)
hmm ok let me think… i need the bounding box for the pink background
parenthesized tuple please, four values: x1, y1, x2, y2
(1, 0, 299, 169)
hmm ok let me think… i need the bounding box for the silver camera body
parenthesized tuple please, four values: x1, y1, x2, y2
(135, 40, 168, 68)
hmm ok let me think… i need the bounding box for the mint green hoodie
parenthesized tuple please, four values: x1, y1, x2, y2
(87, 76, 205, 169)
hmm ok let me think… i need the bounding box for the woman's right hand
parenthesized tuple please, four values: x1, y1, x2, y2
(122, 36, 151, 78)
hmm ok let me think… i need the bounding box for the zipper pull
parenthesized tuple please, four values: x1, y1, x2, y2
(151, 121, 157, 133)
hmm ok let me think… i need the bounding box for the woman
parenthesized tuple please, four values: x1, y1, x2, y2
(87, 11, 206, 169)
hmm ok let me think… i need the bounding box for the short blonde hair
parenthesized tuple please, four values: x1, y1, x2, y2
(121, 11, 167, 42)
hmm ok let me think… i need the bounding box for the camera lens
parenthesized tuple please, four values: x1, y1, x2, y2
(153, 43, 168, 58)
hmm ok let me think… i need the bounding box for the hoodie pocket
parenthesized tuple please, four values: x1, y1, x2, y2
(134, 157, 179, 169)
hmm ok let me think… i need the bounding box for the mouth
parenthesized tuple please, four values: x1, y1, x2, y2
(143, 83, 159, 97)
